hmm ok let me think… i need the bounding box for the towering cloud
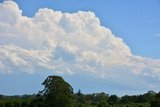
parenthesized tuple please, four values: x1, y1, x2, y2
(0, 1, 160, 89)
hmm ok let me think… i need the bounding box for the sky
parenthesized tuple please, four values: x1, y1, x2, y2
(0, 0, 160, 96)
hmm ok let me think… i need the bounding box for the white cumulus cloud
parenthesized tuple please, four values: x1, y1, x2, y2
(0, 1, 160, 89)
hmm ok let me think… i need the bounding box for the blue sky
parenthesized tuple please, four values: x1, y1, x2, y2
(0, 0, 160, 96)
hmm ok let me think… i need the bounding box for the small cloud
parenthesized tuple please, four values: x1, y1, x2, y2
(154, 33, 160, 38)
(146, 20, 155, 23)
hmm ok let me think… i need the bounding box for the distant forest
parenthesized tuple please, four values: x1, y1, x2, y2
(0, 75, 160, 107)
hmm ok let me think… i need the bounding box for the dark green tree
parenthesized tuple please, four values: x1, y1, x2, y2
(151, 92, 160, 107)
(0, 100, 5, 107)
(108, 95, 118, 105)
(98, 100, 109, 107)
(13, 100, 21, 107)
(97, 92, 109, 102)
(0, 95, 3, 99)
(21, 101, 28, 107)
(75, 89, 86, 104)
(40, 75, 74, 107)
(5, 101, 14, 107)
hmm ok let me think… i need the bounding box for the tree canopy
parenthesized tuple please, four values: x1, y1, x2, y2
(40, 75, 74, 107)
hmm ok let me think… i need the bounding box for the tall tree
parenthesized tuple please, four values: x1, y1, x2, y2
(40, 75, 74, 107)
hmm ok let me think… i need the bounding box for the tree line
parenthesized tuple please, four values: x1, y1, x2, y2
(0, 75, 160, 107)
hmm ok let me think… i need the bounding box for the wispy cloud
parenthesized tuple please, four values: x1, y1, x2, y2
(155, 33, 160, 37)
(0, 1, 160, 90)
(146, 19, 155, 23)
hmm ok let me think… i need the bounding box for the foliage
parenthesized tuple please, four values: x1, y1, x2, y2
(108, 95, 118, 105)
(40, 75, 74, 107)
(4, 101, 14, 107)
(0, 100, 5, 107)
(0, 75, 159, 107)
(98, 100, 109, 107)
(150, 92, 160, 107)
